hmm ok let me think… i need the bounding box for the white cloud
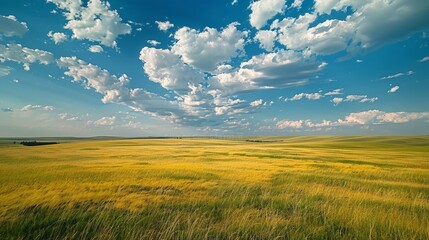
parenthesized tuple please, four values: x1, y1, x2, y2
(285, 92, 323, 101)
(356, 59, 363, 63)
(325, 88, 343, 96)
(271, 0, 429, 56)
(231, 0, 238, 5)
(276, 110, 429, 129)
(342, 110, 382, 125)
(210, 50, 325, 96)
(47, 31, 67, 44)
(0, 15, 28, 37)
(255, 30, 277, 51)
(93, 116, 116, 126)
(48, 0, 132, 47)
(276, 120, 304, 129)
(290, 0, 304, 9)
(57, 56, 129, 101)
(380, 71, 414, 80)
(419, 56, 429, 62)
(21, 104, 54, 111)
(388, 86, 399, 93)
(249, 0, 286, 29)
(345, 95, 378, 103)
(171, 22, 246, 71)
(139, 47, 204, 94)
(155, 20, 174, 31)
(147, 40, 160, 46)
(272, 14, 353, 55)
(331, 95, 378, 105)
(0, 43, 54, 71)
(0, 65, 13, 77)
(331, 97, 343, 106)
(88, 45, 104, 53)
(58, 113, 80, 121)
(250, 99, 263, 107)
(377, 112, 429, 124)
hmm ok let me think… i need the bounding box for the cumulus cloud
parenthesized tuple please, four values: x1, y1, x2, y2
(0, 43, 54, 71)
(388, 86, 399, 93)
(276, 110, 429, 130)
(92, 116, 116, 126)
(285, 92, 323, 101)
(88, 45, 104, 53)
(21, 104, 54, 111)
(210, 50, 325, 96)
(155, 20, 174, 31)
(272, 14, 353, 55)
(290, 0, 304, 9)
(331, 97, 343, 106)
(0, 15, 28, 37)
(380, 71, 414, 80)
(58, 113, 80, 121)
(270, 0, 429, 56)
(48, 0, 131, 47)
(57, 56, 130, 101)
(139, 47, 204, 94)
(250, 99, 263, 107)
(249, 0, 286, 29)
(57, 56, 209, 126)
(171, 23, 246, 71)
(147, 40, 160, 46)
(47, 31, 67, 44)
(255, 30, 277, 51)
(276, 120, 304, 129)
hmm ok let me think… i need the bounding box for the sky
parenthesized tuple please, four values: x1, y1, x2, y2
(0, 0, 429, 137)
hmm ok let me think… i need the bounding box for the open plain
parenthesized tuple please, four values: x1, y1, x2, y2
(0, 136, 428, 239)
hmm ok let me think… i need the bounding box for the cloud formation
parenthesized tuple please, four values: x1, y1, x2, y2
(381, 71, 414, 80)
(0, 43, 54, 71)
(388, 86, 399, 93)
(48, 0, 132, 47)
(155, 21, 174, 31)
(48, 31, 67, 44)
(277, 110, 429, 129)
(249, 0, 285, 29)
(21, 104, 55, 111)
(268, 0, 429, 55)
(171, 23, 246, 71)
(0, 15, 28, 37)
(88, 45, 104, 53)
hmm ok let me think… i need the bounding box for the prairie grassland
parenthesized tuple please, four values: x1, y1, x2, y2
(0, 136, 428, 239)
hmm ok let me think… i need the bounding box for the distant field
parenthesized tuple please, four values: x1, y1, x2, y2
(0, 136, 428, 239)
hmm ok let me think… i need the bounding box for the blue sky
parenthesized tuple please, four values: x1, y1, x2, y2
(0, 0, 428, 137)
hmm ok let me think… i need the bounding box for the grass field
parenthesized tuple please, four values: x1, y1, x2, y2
(0, 136, 428, 239)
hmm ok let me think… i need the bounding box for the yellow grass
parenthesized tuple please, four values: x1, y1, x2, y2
(0, 136, 428, 239)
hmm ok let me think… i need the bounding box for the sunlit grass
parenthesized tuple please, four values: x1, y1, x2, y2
(0, 136, 428, 239)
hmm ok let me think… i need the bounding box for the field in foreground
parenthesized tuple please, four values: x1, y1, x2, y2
(0, 136, 428, 239)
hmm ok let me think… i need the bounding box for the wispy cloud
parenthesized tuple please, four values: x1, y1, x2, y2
(380, 70, 414, 80)
(418, 56, 429, 62)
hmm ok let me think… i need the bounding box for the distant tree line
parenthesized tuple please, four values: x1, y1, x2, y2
(20, 141, 58, 146)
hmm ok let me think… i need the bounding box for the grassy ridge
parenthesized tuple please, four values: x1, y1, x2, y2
(0, 136, 428, 239)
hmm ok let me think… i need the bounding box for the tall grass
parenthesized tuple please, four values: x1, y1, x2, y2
(0, 136, 428, 239)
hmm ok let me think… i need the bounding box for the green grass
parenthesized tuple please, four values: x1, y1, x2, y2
(0, 136, 428, 239)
